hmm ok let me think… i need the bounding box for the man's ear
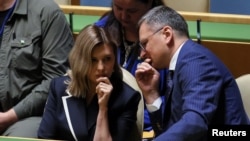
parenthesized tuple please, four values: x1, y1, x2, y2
(162, 26, 173, 44)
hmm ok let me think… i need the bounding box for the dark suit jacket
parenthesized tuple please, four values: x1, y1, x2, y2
(38, 76, 141, 141)
(150, 39, 250, 141)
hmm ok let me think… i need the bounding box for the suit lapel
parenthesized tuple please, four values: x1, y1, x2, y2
(87, 95, 99, 131)
(62, 92, 88, 141)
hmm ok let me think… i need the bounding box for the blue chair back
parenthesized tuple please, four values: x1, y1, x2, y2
(80, 0, 112, 7)
(210, 0, 250, 15)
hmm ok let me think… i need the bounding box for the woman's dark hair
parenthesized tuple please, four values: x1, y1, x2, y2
(96, 0, 165, 67)
(100, 0, 165, 45)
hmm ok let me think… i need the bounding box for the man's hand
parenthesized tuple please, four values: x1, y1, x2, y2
(135, 59, 160, 104)
(0, 109, 18, 132)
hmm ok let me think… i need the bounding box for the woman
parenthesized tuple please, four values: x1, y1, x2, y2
(95, 0, 168, 131)
(38, 25, 141, 141)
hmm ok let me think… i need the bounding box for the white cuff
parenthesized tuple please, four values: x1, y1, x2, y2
(146, 97, 162, 112)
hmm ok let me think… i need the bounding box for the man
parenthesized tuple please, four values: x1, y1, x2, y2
(0, 0, 73, 137)
(135, 5, 249, 141)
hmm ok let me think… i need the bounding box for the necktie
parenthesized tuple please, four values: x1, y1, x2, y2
(154, 70, 174, 136)
(166, 70, 174, 100)
(162, 70, 174, 131)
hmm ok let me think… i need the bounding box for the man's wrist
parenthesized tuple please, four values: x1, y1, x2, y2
(146, 97, 162, 112)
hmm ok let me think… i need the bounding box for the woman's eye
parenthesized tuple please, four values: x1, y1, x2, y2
(92, 58, 97, 63)
(104, 57, 111, 62)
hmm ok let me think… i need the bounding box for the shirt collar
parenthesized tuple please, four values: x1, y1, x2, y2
(13, 0, 28, 16)
(169, 41, 186, 71)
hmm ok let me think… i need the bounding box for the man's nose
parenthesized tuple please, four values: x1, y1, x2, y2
(140, 49, 147, 59)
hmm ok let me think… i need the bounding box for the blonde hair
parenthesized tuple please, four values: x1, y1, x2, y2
(66, 25, 122, 97)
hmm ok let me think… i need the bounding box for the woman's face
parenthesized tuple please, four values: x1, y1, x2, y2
(113, 0, 152, 30)
(88, 44, 115, 85)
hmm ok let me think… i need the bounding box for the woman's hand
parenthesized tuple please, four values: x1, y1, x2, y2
(96, 77, 113, 109)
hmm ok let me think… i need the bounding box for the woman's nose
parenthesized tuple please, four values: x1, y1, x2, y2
(97, 61, 104, 70)
(120, 11, 128, 20)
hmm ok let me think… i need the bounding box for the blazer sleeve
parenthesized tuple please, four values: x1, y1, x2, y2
(38, 77, 62, 139)
(110, 84, 141, 141)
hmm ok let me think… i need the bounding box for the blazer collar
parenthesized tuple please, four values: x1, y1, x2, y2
(62, 90, 98, 140)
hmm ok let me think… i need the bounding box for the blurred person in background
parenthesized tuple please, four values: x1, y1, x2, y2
(0, 0, 73, 137)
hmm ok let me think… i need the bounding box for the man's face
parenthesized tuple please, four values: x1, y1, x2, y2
(139, 23, 170, 69)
